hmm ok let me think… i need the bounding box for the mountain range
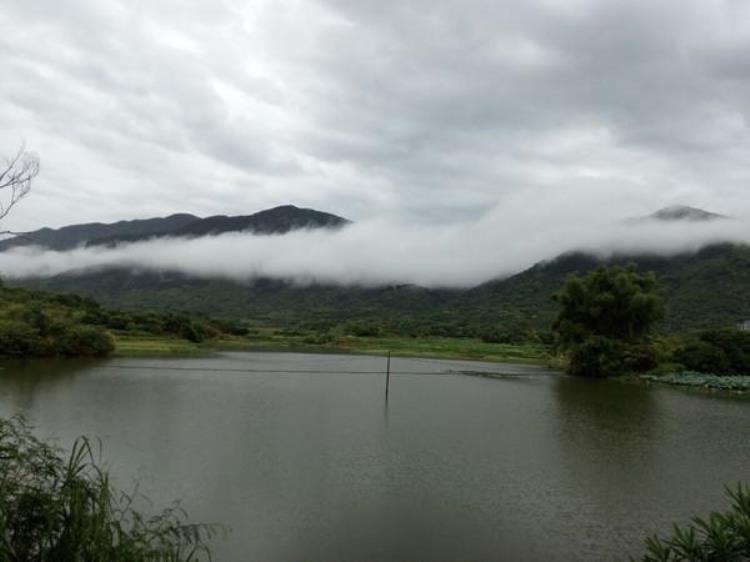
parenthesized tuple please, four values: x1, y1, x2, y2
(0, 205, 348, 252)
(3, 204, 748, 333)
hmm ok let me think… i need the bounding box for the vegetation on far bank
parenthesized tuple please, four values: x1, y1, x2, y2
(0, 284, 115, 358)
(0, 280, 554, 363)
(635, 329, 750, 391)
(111, 330, 553, 364)
(107, 264, 750, 382)
(214, 329, 553, 364)
(0, 282, 248, 359)
(5, 262, 750, 385)
(549, 265, 750, 389)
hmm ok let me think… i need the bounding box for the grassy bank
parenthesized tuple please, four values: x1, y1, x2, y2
(113, 331, 554, 364)
(112, 335, 210, 357)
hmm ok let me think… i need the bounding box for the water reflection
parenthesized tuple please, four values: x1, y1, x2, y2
(551, 376, 675, 556)
(0, 358, 101, 412)
(553, 376, 658, 451)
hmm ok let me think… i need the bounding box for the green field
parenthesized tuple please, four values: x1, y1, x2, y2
(114, 330, 555, 364)
(112, 335, 209, 356)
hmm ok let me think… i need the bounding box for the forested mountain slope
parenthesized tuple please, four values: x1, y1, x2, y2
(17, 244, 750, 333)
(5, 205, 749, 333)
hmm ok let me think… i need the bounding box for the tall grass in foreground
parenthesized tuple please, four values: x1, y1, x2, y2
(0, 416, 220, 561)
(636, 484, 750, 561)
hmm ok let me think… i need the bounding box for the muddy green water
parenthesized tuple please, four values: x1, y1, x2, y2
(1, 352, 748, 561)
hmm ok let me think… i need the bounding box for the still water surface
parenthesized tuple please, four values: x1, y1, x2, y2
(1, 352, 749, 561)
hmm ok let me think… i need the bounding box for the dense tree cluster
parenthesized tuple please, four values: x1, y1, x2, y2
(0, 288, 114, 357)
(675, 329, 750, 376)
(0, 282, 248, 358)
(553, 265, 665, 377)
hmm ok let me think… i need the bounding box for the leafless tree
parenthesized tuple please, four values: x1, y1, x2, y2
(0, 144, 39, 235)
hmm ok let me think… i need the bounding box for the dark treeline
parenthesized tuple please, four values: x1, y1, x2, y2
(289, 316, 555, 345)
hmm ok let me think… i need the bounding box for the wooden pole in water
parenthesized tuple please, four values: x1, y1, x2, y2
(385, 351, 391, 401)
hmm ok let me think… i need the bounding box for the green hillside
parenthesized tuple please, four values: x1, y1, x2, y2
(19, 270, 457, 328)
(15, 243, 750, 335)
(466, 243, 750, 332)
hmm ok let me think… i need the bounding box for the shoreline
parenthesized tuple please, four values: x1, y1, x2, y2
(112, 334, 556, 366)
(639, 372, 750, 394)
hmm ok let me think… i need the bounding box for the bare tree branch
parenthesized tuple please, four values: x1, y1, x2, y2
(0, 143, 39, 223)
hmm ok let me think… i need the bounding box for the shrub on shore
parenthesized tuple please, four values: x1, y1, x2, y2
(635, 484, 750, 561)
(674, 328, 750, 376)
(0, 320, 114, 358)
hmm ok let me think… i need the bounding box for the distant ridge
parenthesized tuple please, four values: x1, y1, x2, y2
(643, 205, 728, 222)
(168, 205, 349, 238)
(0, 213, 199, 252)
(0, 205, 350, 251)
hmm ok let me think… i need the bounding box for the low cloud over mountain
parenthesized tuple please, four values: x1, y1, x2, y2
(1, 203, 748, 288)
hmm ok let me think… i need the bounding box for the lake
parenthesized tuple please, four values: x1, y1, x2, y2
(1, 352, 749, 561)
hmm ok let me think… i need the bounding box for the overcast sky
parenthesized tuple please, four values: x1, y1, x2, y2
(2, 0, 750, 231)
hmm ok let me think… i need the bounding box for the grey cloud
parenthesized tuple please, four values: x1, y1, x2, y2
(2, 207, 749, 288)
(1, 0, 750, 232)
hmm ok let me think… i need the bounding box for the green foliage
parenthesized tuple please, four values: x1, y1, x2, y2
(0, 321, 114, 359)
(56, 325, 115, 357)
(636, 484, 750, 561)
(0, 288, 115, 359)
(553, 265, 664, 346)
(162, 315, 210, 343)
(0, 321, 44, 357)
(206, 319, 248, 337)
(344, 320, 382, 338)
(302, 332, 335, 345)
(0, 284, 250, 358)
(674, 329, 750, 376)
(553, 265, 664, 377)
(566, 338, 661, 378)
(479, 318, 537, 345)
(623, 342, 663, 373)
(566, 336, 626, 378)
(0, 416, 219, 561)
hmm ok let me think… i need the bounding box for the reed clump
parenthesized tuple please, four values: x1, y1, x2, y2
(0, 416, 219, 561)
